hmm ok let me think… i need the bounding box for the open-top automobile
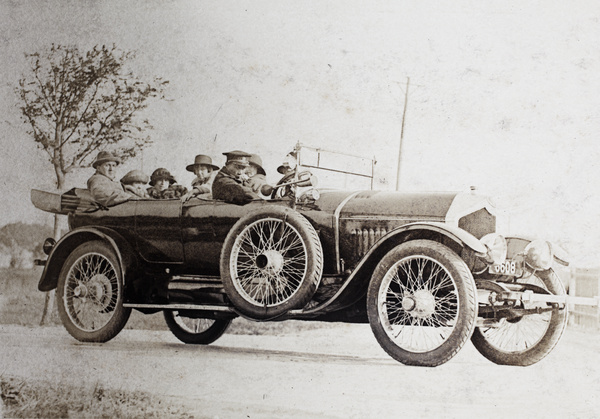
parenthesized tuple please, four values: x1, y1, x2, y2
(31, 143, 571, 367)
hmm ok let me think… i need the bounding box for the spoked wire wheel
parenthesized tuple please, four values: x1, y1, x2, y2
(367, 240, 477, 367)
(57, 241, 131, 342)
(164, 311, 232, 344)
(221, 207, 322, 319)
(380, 255, 460, 352)
(471, 268, 567, 366)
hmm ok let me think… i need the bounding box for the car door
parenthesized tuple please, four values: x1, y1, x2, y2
(181, 198, 219, 273)
(135, 199, 184, 263)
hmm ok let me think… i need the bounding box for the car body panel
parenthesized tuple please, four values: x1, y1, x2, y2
(37, 188, 498, 307)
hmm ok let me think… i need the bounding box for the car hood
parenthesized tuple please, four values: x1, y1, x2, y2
(312, 189, 496, 223)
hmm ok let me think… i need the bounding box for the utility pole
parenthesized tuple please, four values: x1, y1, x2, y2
(396, 77, 409, 191)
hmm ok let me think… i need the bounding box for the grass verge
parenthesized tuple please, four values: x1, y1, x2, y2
(0, 375, 196, 418)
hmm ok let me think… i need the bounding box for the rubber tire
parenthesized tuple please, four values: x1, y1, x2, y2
(471, 268, 568, 366)
(367, 240, 477, 367)
(220, 206, 323, 319)
(164, 311, 232, 344)
(56, 240, 131, 342)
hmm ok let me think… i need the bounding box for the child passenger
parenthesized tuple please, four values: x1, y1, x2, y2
(120, 170, 150, 198)
(147, 168, 187, 199)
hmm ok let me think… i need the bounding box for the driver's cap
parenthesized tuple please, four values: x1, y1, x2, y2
(223, 150, 251, 166)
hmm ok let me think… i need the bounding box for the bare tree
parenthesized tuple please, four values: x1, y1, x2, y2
(16, 44, 168, 324)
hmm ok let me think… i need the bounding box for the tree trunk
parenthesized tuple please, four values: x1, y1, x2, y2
(39, 218, 60, 325)
(40, 168, 66, 326)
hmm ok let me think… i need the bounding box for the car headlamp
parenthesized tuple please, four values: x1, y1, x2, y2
(524, 239, 553, 270)
(42, 238, 56, 255)
(480, 233, 507, 265)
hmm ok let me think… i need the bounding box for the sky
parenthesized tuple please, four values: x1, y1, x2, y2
(1, 0, 599, 266)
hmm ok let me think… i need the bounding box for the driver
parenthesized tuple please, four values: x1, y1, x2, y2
(87, 151, 137, 206)
(212, 150, 259, 205)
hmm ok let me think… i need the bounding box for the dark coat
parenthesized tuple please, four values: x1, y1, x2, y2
(212, 167, 259, 205)
(87, 172, 133, 206)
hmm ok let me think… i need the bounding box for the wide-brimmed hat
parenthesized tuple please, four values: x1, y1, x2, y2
(223, 150, 252, 167)
(120, 170, 149, 185)
(277, 151, 297, 174)
(149, 168, 176, 186)
(248, 154, 266, 176)
(92, 151, 121, 168)
(186, 154, 219, 172)
(277, 164, 293, 175)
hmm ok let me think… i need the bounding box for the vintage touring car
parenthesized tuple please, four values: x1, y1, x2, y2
(31, 144, 570, 367)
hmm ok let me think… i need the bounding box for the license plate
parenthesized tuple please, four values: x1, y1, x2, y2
(489, 259, 521, 276)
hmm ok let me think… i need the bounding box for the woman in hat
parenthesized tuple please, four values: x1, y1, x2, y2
(147, 168, 187, 199)
(244, 154, 273, 198)
(181, 154, 220, 201)
(120, 170, 150, 198)
(87, 151, 136, 206)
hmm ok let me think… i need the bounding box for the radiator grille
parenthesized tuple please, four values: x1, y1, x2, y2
(351, 228, 388, 259)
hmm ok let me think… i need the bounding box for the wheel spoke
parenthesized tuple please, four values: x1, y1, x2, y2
(64, 252, 119, 332)
(231, 217, 310, 307)
(378, 255, 460, 353)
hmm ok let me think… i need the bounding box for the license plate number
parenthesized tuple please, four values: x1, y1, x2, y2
(489, 260, 520, 275)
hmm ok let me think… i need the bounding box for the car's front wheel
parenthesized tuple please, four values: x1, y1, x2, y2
(471, 268, 568, 366)
(164, 311, 232, 344)
(56, 240, 131, 342)
(367, 240, 477, 367)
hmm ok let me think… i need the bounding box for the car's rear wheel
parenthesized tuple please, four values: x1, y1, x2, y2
(367, 240, 477, 367)
(471, 268, 567, 366)
(220, 206, 323, 319)
(164, 311, 232, 344)
(56, 240, 131, 342)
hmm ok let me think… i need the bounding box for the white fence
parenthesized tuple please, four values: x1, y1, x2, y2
(569, 267, 600, 329)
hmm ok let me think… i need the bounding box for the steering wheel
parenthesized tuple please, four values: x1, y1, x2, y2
(271, 171, 295, 199)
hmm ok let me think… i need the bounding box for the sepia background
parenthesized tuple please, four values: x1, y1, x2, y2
(1, 2, 599, 417)
(1, 0, 599, 266)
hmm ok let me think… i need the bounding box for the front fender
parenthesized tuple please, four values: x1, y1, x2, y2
(393, 222, 487, 254)
(38, 227, 131, 292)
(298, 221, 487, 315)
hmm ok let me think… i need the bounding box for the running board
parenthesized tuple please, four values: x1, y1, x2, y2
(123, 303, 235, 312)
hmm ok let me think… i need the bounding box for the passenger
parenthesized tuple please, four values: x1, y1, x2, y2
(147, 168, 187, 199)
(181, 154, 219, 202)
(272, 151, 298, 199)
(212, 150, 260, 205)
(277, 151, 297, 176)
(245, 154, 274, 198)
(120, 170, 150, 198)
(87, 151, 137, 206)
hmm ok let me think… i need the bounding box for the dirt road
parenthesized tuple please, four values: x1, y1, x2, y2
(1, 323, 599, 418)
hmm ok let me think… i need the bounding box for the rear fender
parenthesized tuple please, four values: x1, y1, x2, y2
(38, 227, 133, 292)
